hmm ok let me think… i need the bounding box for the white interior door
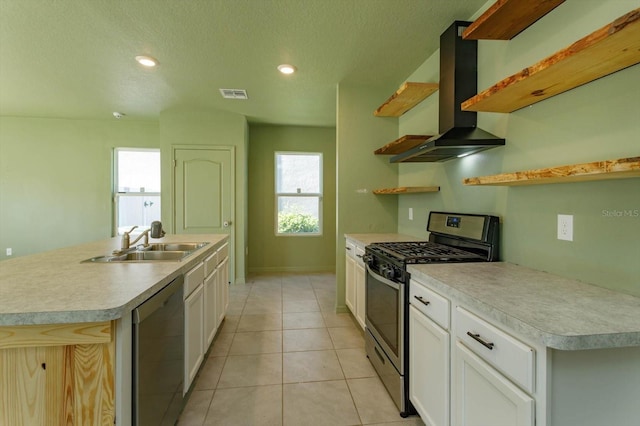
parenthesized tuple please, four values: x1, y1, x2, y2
(174, 147, 234, 281)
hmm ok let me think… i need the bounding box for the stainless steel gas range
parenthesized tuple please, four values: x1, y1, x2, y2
(363, 211, 500, 417)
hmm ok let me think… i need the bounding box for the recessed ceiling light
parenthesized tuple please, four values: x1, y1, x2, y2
(277, 64, 297, 75)
(135, 55, 158, 67)
(113, 112, 126, 119)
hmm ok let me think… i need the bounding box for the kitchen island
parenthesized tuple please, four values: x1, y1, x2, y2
(408, 261, 640, 426)
(0, 234, 228, 426)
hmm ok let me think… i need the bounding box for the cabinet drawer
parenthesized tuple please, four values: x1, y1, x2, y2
(355, 246, 365, 265)
(204, 252, 218, 276)
(217, 243, 229, 263)
(184, 262, 205, 298)
(345, 240, 356, 259)
(410, 279, 450, 330)
(455, 307, 534, 393)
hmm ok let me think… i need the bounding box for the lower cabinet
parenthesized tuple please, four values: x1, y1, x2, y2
(184, 283, 204, 391)
(409, 276, 534, 426)
(345, 238, 366, 329)
(204, 270, 218, 347)
(184, 242, 230, 394)
(345, 241, 356, 313)
(354, 253, 366, 329)
(216, 256, 229, 328)
(409, 305, 450, 426)
(454, 342, 534, 426)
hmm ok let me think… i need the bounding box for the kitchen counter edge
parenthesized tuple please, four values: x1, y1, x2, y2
(408, 262, 640, 351)
(0, 234, 228, 326)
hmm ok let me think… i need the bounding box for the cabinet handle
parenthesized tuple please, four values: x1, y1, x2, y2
(414, 295, 430, 306)
(467, 332, 495, 350)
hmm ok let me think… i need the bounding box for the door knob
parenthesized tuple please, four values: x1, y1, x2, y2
(223, 220, 232, 228)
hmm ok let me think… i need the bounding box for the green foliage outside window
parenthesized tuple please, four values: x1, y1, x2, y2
(278, 212, 319, 234)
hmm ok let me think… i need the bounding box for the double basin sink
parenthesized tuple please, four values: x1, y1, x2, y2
(83, 242, 209, 263)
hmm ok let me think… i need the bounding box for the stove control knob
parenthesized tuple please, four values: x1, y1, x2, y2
(363, 254, 374, 267)
(382, 265, 396, 280)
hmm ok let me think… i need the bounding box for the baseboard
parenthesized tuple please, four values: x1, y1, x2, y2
(335, 304, 349, 314)
(248, 265, 336, 274)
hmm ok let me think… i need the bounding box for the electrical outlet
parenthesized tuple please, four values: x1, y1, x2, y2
(409, 208, 413, 221)
(5, 248, 12, 256)
(557, 214, 573, 241)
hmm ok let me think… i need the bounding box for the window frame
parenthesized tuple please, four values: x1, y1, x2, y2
(113, 147, 161, 236)
(274, 151, 323, 237)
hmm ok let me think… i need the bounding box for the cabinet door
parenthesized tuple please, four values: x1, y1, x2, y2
(355, 261, 366, 329)
(184, 284, 204, 393)
(216, 257, 229, 327)
(345, 251, 356, 314)
(204, 270, 218, 347)
(220, 256, 229, 321)
(454, 342, 534, 426)
(409, 305, 450, 426)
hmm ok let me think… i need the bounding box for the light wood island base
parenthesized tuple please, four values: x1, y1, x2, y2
(0, 321, 115, 425)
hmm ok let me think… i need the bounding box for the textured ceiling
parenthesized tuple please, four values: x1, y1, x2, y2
(0, 0, 487, 126)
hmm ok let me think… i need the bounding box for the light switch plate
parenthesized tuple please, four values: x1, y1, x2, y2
(409, 208, 413, 221)
(557, 214, 573, 241)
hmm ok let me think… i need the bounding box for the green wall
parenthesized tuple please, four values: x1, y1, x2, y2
(335, 83, 401, 311)
(0, 108, 250, 286)
(160, 106, 249, 284)
(0, 117, 158, 259)
(247, 124, 336, 273)
(396, 0, 640, 296)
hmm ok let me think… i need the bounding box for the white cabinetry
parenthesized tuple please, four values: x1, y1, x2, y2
(345, 241, 356, 313)
(354, 245, 366, 329)
(204, 252, 218, 347)
(409, 277, 535, 426)
(453, 306, 535, 426)
(183, 241, 230, 394)
(184, 262, 205, 392)
(409, 264, 640, 426)
(216, 254, 229, 327)
(455, 341, 534, 426)
(409, 279, 450, 426)
(345, 238, 366, 329)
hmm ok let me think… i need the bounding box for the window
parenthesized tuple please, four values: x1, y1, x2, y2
(114, 148, 161, 235)
(275, 152, 322, 235)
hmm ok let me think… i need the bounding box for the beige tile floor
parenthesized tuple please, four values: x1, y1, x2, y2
(177, 272, 425, 426)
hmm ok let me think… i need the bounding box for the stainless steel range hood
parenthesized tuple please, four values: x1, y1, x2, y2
(391, 21, 505, 163)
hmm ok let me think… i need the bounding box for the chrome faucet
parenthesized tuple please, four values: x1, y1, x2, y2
(119, 221, 166, 251)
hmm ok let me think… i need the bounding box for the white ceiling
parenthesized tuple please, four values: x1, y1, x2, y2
(0, 0, 487, 126)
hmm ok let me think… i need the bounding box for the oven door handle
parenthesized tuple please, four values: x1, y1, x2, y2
(366, 265, 400, 290)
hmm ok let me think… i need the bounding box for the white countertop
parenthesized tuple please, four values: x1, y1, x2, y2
(409, 262, 640, 351)
(0, 234, 228, 326)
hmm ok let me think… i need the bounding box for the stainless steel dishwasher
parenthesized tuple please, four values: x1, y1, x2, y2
(132, 275, 184, 426)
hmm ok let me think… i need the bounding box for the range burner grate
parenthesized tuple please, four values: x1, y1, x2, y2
(371, 241, 484, 264)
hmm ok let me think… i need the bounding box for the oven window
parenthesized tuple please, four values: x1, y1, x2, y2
(366, 273, 399, 356)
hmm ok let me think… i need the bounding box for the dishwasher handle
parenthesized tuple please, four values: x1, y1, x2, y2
(133, 275, 184, 324)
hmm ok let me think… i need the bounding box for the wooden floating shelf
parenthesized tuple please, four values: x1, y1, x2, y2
(462, 0, 565, 40)
(463, 156, 640, 186)
(374, 135, 432, 155)
(374, 82, 438, 117)
(373, 186, 440, 195)
(462, 8, 640, 113)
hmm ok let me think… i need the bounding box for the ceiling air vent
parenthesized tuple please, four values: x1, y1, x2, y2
(219, 89, 248, 99)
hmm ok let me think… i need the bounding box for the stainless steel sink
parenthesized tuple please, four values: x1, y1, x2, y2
(145, 242, 208, 252)
(82, 242, 208, 263)
(120, 251, 189, 261)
